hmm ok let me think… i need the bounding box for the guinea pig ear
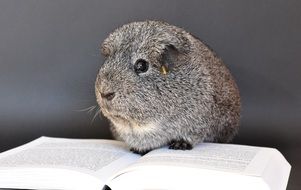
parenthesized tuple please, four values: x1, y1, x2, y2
(158, 35, 190, 75)
(160, 31, 190, 54)
(159, 44, 178, 75)
(164, 33, 191, 54)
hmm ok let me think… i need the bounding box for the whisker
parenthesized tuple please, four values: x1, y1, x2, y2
(75, 105, 97, 114)
(74, 104, 103, 125)
(91, 107, 101, 124)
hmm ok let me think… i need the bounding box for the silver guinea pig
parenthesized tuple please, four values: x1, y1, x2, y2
(95, 20, 241, 155)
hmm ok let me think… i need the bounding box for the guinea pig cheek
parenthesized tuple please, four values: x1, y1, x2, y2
(95, 88, 112, 115)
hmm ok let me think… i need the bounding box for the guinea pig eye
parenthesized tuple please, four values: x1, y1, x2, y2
(134, 59, 149, 74)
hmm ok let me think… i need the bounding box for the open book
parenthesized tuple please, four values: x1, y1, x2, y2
(0, 137, 290, 190)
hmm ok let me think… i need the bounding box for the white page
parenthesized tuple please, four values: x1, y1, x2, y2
(127, 143, 262, 174)
(109, 166, 269, 190)
(109, 143, 290, 190)
(0, 137, 140, 189)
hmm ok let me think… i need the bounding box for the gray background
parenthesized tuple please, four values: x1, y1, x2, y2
(0, 0, 300, 189)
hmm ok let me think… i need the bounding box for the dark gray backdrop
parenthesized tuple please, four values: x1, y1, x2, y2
(0, 0, 300, 189)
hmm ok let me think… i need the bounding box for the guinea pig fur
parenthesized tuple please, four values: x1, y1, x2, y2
(95, 20, 241, 155)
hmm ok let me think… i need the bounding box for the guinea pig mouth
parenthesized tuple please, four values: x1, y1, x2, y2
(106, 112, 130, 124)
(101, 107, 128, 121)
(111, 114, 126, 120)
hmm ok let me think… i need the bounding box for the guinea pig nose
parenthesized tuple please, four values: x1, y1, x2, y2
(101, 91, 115, 101)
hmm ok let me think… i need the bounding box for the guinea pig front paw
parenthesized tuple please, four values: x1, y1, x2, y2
(130, 148, 150, 155)
(168, 139, 193, 150)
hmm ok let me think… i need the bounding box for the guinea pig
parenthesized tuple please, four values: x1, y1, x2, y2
(95, 20, 240, 155)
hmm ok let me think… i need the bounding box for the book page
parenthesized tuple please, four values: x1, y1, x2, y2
(0, 137, 140, 180)
(108, 143, 275, 190)
(125, 143, 262, 173)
